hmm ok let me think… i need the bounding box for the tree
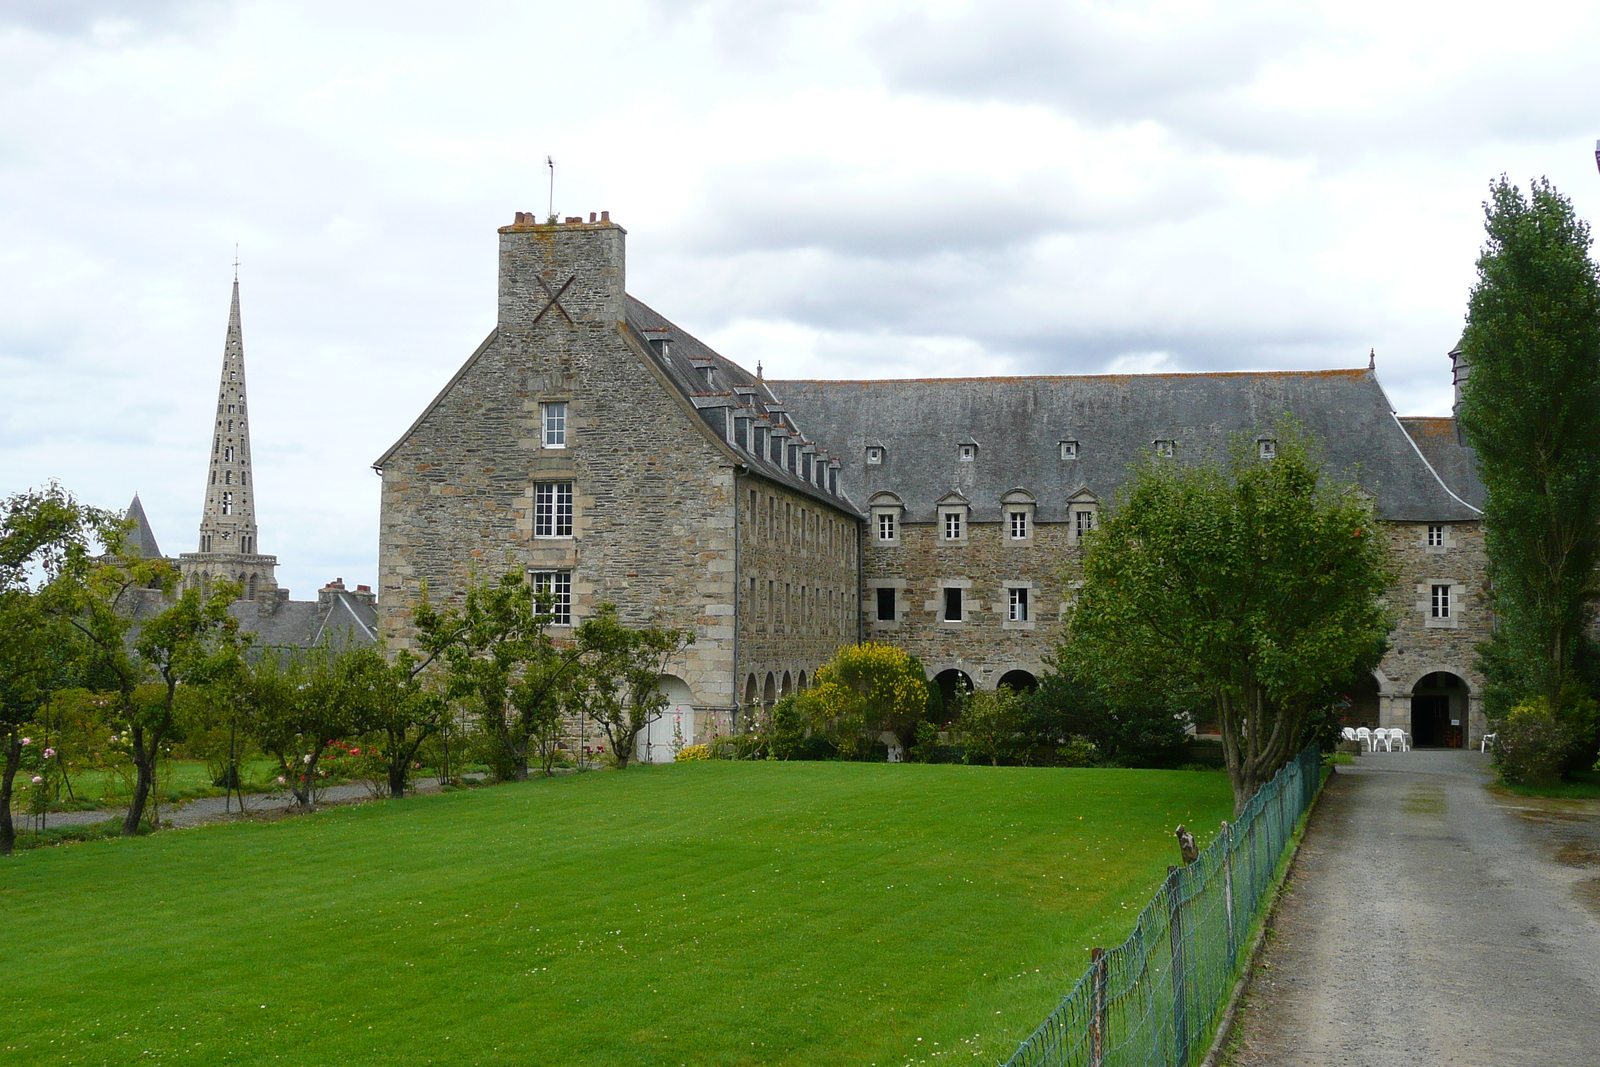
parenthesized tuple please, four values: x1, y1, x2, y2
(1021, 671, 1195, 767)
(955, 685, 1027, 766)
(416, 572, 587, 782)
(795, 642, 930, 759)
(241, 647, 360, 807)
(1060, 423, 1392, 812)
(575, 605, 694, 770)
(343, 645, 445, 798)
(0, 484, 105, 854)
(1457, 177, 1600, 761)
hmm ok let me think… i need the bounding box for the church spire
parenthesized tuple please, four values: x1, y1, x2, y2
(179, 275, 279, 602)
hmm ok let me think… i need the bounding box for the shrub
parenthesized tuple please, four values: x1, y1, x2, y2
(675, 744, 712, 762)
(1056, 738, 1097, 767)
(1494, 697, 1573, 785)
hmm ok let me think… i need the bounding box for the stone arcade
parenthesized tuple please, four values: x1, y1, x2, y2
(375, 214, 1490, 758)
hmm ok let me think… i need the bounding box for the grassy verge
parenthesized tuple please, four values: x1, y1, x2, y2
(1, 761, 1231, 1067)
(1495, 769, 1600, 800)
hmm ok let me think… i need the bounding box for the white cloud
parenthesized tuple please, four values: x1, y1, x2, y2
(3, 0, 1598, 597)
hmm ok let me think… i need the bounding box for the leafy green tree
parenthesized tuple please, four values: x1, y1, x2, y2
(1457, 177, 1600, 762)
(416, 572, 588, 781)
(574, 605, 694, 770)
(342, 645, 445, 797)
(0, 485, 106, 853)
(1021, 672, 1194, 767)
(795, 642, 930, 759)
(1061, 423, 1392, 812)
(956, 685, 1027, 766)
(241, 647, 360, 807)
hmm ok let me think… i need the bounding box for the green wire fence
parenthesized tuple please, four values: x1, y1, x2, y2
(1001, 744, 1323, 1067)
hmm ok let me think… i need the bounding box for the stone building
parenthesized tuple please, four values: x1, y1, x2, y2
(377, 214, 1491, 754)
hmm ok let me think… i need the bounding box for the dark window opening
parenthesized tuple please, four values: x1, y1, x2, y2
(943, 587, 963, 621)
(876, 587, 896, 621)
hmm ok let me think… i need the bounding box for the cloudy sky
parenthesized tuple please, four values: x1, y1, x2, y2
(3, 0, 1598, 598)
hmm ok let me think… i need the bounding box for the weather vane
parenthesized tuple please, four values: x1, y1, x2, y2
(547, 156, 555, 220)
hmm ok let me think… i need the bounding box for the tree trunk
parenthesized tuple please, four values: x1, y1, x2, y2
(1, 730, 21, 856)
(123, 734, 154, 836)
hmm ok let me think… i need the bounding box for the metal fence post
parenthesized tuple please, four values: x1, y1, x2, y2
(1221, 820, 1236, 963)
(1089, 947, 1107, 1067)
(1167, 865, 1188, 1066)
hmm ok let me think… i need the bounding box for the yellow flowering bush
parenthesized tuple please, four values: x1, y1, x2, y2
(674, 744, 712, 762)
(796, 643, 930, 758)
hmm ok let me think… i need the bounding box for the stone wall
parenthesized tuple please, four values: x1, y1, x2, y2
(377, 219, 742, 731)
(861, 515, 1071, 695)
(1374, 519, 1490, 743)
(735, 473, 862, 718)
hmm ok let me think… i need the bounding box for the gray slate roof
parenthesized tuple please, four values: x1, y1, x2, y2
(1398, 417, 1485, 512)
(124, 494, 165, 559)
(230, 592, 378, 651)
(769, 370, 1483, 523)
(623, 297, 860, 514)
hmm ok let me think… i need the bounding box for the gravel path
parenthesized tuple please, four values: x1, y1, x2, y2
(1223, 749, 1600, 1067)
(13, 778, 452, 831)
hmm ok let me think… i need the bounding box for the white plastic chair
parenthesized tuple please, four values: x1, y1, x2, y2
(1355, 727, 1373, 752)
(1480, 732, 1497, 753)
(1341, 727, 1358, 743)
(1372, 727, 1392, 752)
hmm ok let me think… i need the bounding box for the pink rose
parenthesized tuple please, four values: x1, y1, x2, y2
(20, 737, 31, 746)
(31, 775, 42, 784)
(43, 748, 56, 759)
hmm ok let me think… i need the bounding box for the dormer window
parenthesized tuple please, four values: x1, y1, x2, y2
(959, 443, 977, 461)
(866, 447, 884, 465)
(944, 511, 963, 539)
(1154, 440, 1175, 458)
(1060, 440, 1079, 460)
(1258, 438, 1277, 459)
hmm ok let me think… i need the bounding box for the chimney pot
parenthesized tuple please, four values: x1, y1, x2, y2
(589, 212, 596, 223)
(601, 211, 610, 222)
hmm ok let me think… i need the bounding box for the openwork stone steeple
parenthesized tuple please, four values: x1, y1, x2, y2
(178, 276, 279, 603)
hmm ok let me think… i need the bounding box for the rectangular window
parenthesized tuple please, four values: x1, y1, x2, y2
(224, 446, 235, 462)
(944, 511, 963, 541)
(534, 482, 574, 537)
(1154, 439, 1175, 457)
(541, 402, 567, 448)
(1431, 584, 1451, 619)
(1060, 440, 1079, 459)
(532, 570, 572, 625)
(1009, 586, 1029, 622)
(1009, 510, 1029, 539)
(876, 587, 896, 622)
(1428, 524, 1445, 547)
(877, 512, 897, 542)
(943, 587, 963, 622)
(1075, 509, 1095, 538)
(221, 492, 233, 515)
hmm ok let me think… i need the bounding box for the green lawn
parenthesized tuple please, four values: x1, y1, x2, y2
(2, 761, 1232, 1066)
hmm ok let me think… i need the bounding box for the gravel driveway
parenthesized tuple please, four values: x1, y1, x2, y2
(13, 778, 452, 831)
(1223, 749, 1600, 1067)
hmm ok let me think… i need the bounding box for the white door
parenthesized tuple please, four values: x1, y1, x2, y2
(637, 705, 694, 764)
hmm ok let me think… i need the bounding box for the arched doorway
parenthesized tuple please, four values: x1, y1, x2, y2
(638, 675, 696, 764)
(797, 670, 808, 692)
(780, 671, 793, 698)
(1411, 672, 1467, 747)
(763, 673, 776, 709)
(932, 669, 974, 724)
(997, 669, 1038, 694)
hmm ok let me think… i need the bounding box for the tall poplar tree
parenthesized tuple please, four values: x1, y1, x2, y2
(1457, 178, 1600, 726)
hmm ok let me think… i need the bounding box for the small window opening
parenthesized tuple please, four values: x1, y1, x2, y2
(944, 511, 964, 541)
(877, 512, 897, 542)
(541, 402, 568, 448)
(943, 587, 963, 622)
(1009, 510, 1029, 539)
(1431, 584, 1451, 619)
(1008, 587, 1029, 622)
(221, 492, 233, 515)
(959, 444, 976, 461)
(1154, 439, 1175, 457)
(1075, 509, 1095, 538)
(1258, 439, 1277, 459)
(1060, 440, 1079, 459)
(866, 447, 883, 465)
(1428, 524, 1445, 547)
(876, 588, 896, 622)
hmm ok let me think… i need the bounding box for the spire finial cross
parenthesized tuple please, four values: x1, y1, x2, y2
(233, 245, 240, 282)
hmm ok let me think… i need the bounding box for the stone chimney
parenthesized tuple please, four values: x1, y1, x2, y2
(1450, 343, 1470, 444)
(497, 213, 626, 340)
(318, 578, 347, 616)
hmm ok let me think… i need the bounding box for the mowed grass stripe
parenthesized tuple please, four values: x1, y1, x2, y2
(2, 761, 1232, 1067)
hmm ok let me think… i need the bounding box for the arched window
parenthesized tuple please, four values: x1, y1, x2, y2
(221, 492, 234, 515)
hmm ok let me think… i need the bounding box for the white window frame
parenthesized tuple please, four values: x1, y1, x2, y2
(1060, 440, 1079, 460)
(959, 443, 977, 462)
(1008, 586, 1029, 622)
(541, 401, 568, 448)
(534, 481, 574, 538)
(1154, 439, 1175, 458)
(866, 446, 883, 465)
(1070, 505, 1098, 546)
(532, 570, 573, 626)
(1431, 584, 1451, 619)
(1258, 439, 1277, 459)
(938, 505, 968, 543)
(1008, 510, 1029, 540)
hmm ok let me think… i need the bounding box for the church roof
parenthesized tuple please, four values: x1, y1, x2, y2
(123, 494, 165, 559)
(769, 369, 1483, 524)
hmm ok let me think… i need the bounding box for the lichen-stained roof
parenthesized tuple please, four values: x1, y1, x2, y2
(769, 369, 1482, 523)
(1397, 416, 1485, 512)
(623, 296, 862, 516)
